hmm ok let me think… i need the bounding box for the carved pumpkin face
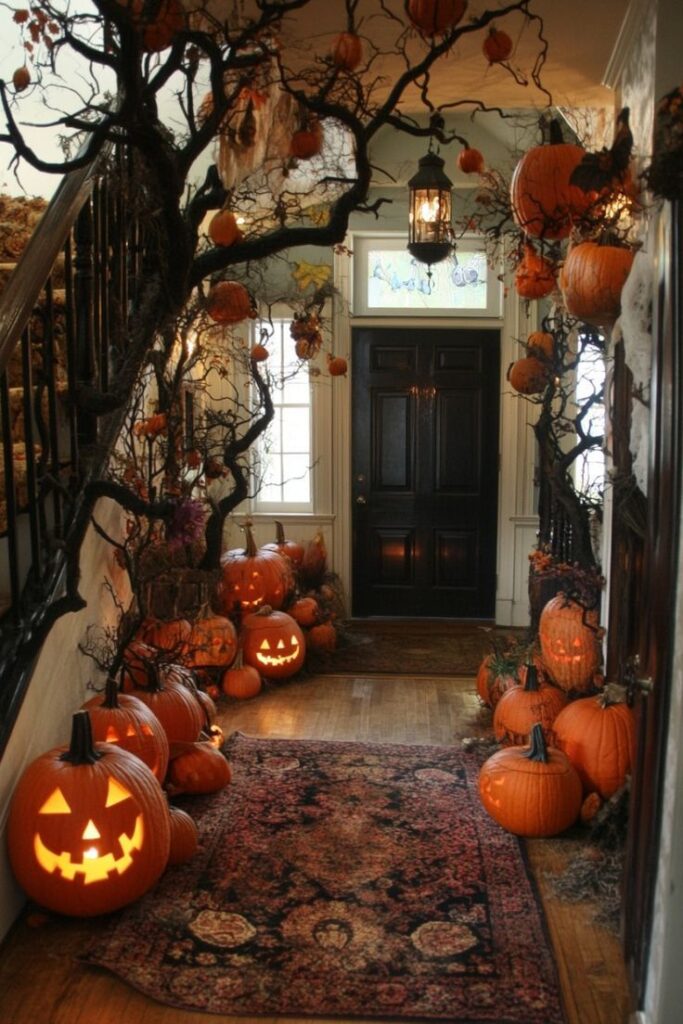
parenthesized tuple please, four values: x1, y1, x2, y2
(185, 614, 238, 669)
(241, 609, 306, 679)
(218, 526, 292, 615)
(7, 713, 170, 917)
(82, 682, 170, 782)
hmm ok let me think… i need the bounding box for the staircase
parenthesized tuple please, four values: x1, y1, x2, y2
(0, 146, 147, 754)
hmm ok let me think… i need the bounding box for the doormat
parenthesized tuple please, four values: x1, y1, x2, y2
(83, 732, 566, 1022)
(308, 619, 528, 676)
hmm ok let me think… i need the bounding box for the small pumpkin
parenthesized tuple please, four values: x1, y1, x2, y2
(262, 521, 305, 567)
(290, 119, 323, 160)
(478, 723, 582, 837)
(218, 523, 293, 615)
(552, 686, 635, 797)
(307, 621, 337, 652)
(493, 663, 568, 745)
(483, 27, 513, 63)
(250, 343, 269, 362)
(457, 147, 485, 175)
(288, 596, 320, 627)
(327, 354, 348, 377)
(208, 209, 243, 247)
(507, 356, 548, 395)
(299, 531, 328, 587)
(167, 742, 232, 794)
(407, 0, 468, 35)
(331, 31, 363, 70)
(7, 711, 170, 917)
(539, 593, 602, 693)
(167, 804, 199, 865)
(526, 330, 554, 360)
(241, 606, 306, 679)
(82, 677, 170, 782)
(514, 243, 556, 299)
(510, 119, 592, 239)
(221, 664, 263, 699)
(559, 241, 635, 328)
(206, 280, 252, 325)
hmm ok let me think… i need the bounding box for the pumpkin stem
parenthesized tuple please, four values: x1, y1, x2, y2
(524, 723, 549, 763)
(243, 523, 258, 558)
(548, 118, 564, 145)
(102, 676, 122, 709)
(598, 682, 628, 707)
(275, 520, 286, 545)
(524, 663, 540, 692)
(60, 711, 103, 765)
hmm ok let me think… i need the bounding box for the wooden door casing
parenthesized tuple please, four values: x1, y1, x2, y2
(351, 326, 500, 618)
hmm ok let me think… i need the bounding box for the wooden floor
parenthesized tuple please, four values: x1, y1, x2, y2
(0, 673, 632, 1024)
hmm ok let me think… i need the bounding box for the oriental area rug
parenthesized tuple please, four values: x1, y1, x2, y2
(84, 732, 566, 1023)
(308, 619, 527, 676)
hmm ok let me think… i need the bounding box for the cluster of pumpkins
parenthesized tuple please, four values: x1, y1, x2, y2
(476, 593, 635, 838)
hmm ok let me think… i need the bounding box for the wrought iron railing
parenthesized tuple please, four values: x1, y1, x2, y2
(0, 144, 146, 752)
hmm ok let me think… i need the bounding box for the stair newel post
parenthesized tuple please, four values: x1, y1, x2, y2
(73, 196, 98, 449)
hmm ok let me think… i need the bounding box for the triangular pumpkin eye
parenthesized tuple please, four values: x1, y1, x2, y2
(259, 639, 271, 650)
(39, 787, 72, 815)
(105, 726, 119, 742)
(126, 724, 137, 737)
(290, 635, 299, 645)
(106, 777, 132, 807)
(276, 639, 285, 649)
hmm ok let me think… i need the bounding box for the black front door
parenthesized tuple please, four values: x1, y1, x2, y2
(351, 326, 500, 617)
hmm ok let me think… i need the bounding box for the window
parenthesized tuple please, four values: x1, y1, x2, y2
(574, 330, 605, 503)
(252, 318, 312, 510)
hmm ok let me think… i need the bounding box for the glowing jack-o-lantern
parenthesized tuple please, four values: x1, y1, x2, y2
(218, 524, 292, 616)
(82, 677, 170, 781)
(539, 594, 602, 693)
(241, 607, 305, 679)
(7, 711, 170, 917)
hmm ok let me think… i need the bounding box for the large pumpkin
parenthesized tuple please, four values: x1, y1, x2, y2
(82, 677, 170, 782)
(559, 241, 635, 328)
(407, 0, 468, 35)
(127, 664, 205, 744)
(493, 664, 568, 745)
(539, 594, 602, 693)
(510, 119, 592, 239)
(206, 280, 252, 325)
(136, 616, 191, 659)
(218, 524, 292, 615)
(7, 711, 170, 917)
(208, 209, 243, 247)
(241, 606, 306, 679)
(552, 688, 635, 797)
(478, 723, 582, 837)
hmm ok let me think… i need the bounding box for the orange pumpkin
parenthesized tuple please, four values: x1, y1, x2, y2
(250, 343, 269, 362)
(559, 242, 635, 328)
(288, 596, 320, 627)
(539, 594, 602, 693)
(262, 520, 305, 567)
(241, 607, 306, 679)
(327, 354, 348, 377)
(167, 804, 199, 865)
(12, 66, 30, 92)
(290, 120, 323, 159)
(136, 616, 191, 658)
(483, 27, 512, 63)
(475, 653, 496, 706)
(407, 0, 467, 34)
(7, 711, 170, 916)
(299, 531, 327, 587)
(552, 689, 635, 797)
(208, 209, 243, 247)
(514, 243, 556, 299)
(129, 0, 185, 53)
(82, 677, 169, 782)
(121, 640, 158, 691)
(127, 665, 205, 744)
(493, 664, 568, 745)
(206, 280, 252, 325)
(507, 356, 548, 395)
(478, 723, 582, 837)
(221, 664, 263, 699)
(184, 612, 238, 670)
(526, 330, 554, 360)
(218, 524, 292, 615)
(510, 119, 592, 239)
(167, 741, 232, 794)
(457, 147, 485, 175)
(307, 621, 337, 652)
(331, 31, 363, 70)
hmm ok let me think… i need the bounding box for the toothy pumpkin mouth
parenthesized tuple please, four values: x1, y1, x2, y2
(34, 814, 144, 884)
(256, 647, 300, 667)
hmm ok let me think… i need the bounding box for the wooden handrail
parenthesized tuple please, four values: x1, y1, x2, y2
(0, 149, 107, 374)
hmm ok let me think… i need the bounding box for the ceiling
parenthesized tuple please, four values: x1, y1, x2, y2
(277, 0, 630, 114)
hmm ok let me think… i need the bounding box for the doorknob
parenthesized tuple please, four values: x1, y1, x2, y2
(355, 495, 367, 505)
(623, 655, 654, 702)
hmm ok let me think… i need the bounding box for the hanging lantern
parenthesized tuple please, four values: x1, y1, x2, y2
(407, 151, 454, 268)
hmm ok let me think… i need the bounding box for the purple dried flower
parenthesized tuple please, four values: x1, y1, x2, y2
(166, 497, 206, 551)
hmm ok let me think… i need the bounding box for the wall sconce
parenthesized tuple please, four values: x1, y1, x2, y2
(407, 150, 454, 269)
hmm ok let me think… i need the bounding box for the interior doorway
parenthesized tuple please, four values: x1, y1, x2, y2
(351, 325, 500, 617)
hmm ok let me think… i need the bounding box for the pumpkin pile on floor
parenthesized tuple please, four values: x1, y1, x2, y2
(476, 593, 635, 839)
(6, 522, 342, 917)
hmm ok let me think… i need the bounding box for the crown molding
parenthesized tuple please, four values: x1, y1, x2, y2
(603, 0, 651, 91)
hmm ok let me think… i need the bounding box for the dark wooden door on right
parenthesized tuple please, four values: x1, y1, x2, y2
(351, 326, 500, 618)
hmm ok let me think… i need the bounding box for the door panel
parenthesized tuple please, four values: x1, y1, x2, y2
(352, 326, 499, 618)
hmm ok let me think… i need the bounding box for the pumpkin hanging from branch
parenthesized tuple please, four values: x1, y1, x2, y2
(482, 26, 513, 64)
(478, 723, 582, 837)
(506, 355, 549, 395)
(7, 711, 170, 917)
(551, 685, 635, 797)
(330, 31, 363, 70)
(81, 677, 170, 782)
(559, 241, 635, 328)
(514, 243, 557, 299)
(457, 146, 485, 175)
(406, 0, 468, 35)
(208, 209, 243, 247)
(206, 280, 253, 325)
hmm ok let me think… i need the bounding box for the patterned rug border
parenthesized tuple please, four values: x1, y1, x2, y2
(82, 732, 567, 1024)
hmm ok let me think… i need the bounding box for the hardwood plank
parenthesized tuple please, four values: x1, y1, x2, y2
(0, 673, 631, 1024)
